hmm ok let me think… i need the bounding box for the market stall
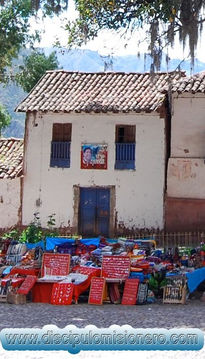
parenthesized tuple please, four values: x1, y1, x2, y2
(0, 234, 205, 305)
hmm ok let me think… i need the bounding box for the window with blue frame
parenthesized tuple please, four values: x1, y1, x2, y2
(115, 125, 136, 170)
(50, 123, 71, 168)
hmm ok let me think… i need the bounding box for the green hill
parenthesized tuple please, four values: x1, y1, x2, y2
(0, 82, 26, 138)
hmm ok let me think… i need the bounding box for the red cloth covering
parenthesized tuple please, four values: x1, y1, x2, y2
(32, 282, 54, 303)
(10, 267, 40, 276)
(72, 266, 101, 302)
(32, 266, 101, 304)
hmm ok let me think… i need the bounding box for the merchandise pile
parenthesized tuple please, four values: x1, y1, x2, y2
(0, 235, 204, 305)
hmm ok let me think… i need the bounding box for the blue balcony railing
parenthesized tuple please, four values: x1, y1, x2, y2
(115, 143, 135, 169)
(50, 141, 70, 168)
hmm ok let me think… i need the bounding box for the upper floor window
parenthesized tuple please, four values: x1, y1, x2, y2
(115, 125, 136, 170)
(50, 123, 72, 168)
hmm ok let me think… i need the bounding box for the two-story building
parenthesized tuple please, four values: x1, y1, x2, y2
(15, 71, 183, 237)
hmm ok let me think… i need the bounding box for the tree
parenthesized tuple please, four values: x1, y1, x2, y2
(0, 0, 67, 133)
(0, 0, 68, 79)
(15, 51, 60, 92)
(0, 104, 11, 136)
(0, 0, 68, 135)
(0, 0, 33, 82)
(66, 0, 205, 70)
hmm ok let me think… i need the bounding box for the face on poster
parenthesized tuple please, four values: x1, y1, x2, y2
(81, 144, 108, 169)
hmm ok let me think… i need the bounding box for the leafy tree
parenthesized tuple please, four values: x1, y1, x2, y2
(0, 0, 34, 82)
(66, 0, 205, 69)
(0, 0, 67, 133)
(15, 51, 60, 92)
(0, 104, 11, 136)
(0, 0, 68, 79)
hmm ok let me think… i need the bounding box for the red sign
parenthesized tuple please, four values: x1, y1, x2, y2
(88, 277, 105, 305)
(51, 283, 74, 305)
(41, 253, 71, 277)
(102, 256, 130, 279)
(17, 275, 38, 295)
(121, 278, 140, 305)
(81, 144, 107, 170)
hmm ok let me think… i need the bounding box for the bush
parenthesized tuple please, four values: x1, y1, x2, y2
(2, 213, 59, 244)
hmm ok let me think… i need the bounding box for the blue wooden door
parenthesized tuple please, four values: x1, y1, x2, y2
(79, 188, 110, 237)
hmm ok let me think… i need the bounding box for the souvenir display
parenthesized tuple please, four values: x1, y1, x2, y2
(0, 235, 205, 305)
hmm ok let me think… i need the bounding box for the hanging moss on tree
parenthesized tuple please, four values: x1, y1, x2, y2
(66, 0, 205, 70)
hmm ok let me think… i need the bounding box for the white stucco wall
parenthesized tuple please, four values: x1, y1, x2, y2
(167, 93, 205, 199)
(171, 93, 205, 157)
(167, 158, 205, 199)
(22, 112, 165, 231)
(0, 178, 21, 229)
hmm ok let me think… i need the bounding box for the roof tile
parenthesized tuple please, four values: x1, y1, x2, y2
(16, 71, 185, 114)
(0, 138, 23, 179)
(172, 71, 205, 93)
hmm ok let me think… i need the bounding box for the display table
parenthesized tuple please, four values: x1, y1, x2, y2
(32, 267, 101, 304)
(32, 277, 68, 303)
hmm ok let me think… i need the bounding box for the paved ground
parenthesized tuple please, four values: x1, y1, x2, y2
(0, 299, 204, 359)
(0, 299, 204, 330)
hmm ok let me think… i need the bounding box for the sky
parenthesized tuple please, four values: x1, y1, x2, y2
(30, 0, 205, 65)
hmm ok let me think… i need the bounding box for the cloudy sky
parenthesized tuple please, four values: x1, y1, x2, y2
(30, 0, 205, 63)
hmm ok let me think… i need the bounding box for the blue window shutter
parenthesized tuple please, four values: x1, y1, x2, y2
(50, 141, 70, 168)
(115, 143, 135, 170)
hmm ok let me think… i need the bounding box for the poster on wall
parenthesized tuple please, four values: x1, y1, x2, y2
(81, 144, 108, 169)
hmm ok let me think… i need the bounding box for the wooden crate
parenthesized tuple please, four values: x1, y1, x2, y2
(7, 292, 26, 305)
(163, 282, 186, 304)
(0, 294, 7, 303)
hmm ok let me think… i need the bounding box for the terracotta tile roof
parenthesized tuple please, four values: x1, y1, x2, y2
(172, 71, 205, 93)
(0, 138, 23, 179)
(16, 71, 185, 113)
